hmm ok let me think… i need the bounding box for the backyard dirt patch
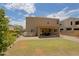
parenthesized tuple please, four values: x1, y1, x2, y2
(35, 48, 45, 55)
(13, 40, 28, 48)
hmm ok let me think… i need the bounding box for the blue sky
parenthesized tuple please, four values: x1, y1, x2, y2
(0, 3, 79, 28)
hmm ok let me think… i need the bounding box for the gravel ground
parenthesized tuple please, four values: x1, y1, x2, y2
(16, 35, 79, 42)
(60, 35, 79, 43)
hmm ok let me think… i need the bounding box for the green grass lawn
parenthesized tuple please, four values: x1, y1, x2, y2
(5, 38, 79, 56)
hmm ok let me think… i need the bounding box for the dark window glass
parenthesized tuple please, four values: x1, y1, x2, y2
(71, 21, 72, 25)
(54, 29, 57, 32)
(31, 29, 34, 32)
(57, 20, 59, 24)
(74, 28, 79, 30)
(47, 21, 49, 24)
(49, 29, 51, 32)
(42, 30, 44, 32)
(66, 28, 72, 30)
(60, 24, 62, 26)
(60, 28, 63, 30)
(75, 21, 79, 25)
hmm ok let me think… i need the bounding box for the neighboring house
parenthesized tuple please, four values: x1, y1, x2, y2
(8, 25, 15, 31)
(26, 17, 60, 37)
(60, 17, 79, 36)
(14, 25, 23, 32)
(9, 25, 23, 32)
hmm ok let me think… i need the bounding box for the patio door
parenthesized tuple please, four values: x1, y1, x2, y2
(41, 28, 52, 36)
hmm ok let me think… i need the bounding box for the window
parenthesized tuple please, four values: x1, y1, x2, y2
(75, 21, 79, 25)
(60, 24, 62, 26)
(49, 29, 51, 32)
(66, 28, 72, 30)
(47, 21, 49, 24)
(60, 28, 63, 30)
(54, 29, 57, 32)
(57, 20, 59, 24)
(71, 21, 72, 25)
(31, 29, 34, 32)
(42, 30, 44, 32)
(74, 28, 79, 30)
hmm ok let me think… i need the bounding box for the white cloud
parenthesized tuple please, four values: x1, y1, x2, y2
(47, 7, 70, 20)
(47, 7, 79, 20)
(65, 9, 79, 16)
(4, 3, 36, 14)
(4, 3, 36, 28)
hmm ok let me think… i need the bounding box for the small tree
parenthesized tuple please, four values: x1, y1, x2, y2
(0, 9, 16, 55)
(14, 25, 23, 36)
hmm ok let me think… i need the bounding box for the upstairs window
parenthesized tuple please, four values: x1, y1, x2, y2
(60, 24, 62, 25)
(75, 21, 79, 25)
(60, 24, 62, 26)
(60, 28, 63, 30)
(71, 21, 72, 25)
(47, 21, 49, 24)
(57, 20, 59, 24)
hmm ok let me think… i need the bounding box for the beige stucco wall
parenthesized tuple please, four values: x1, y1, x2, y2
(60, 18, 79, 30)
(60, 17, 79, 37)
(26, 17, 60, 37)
